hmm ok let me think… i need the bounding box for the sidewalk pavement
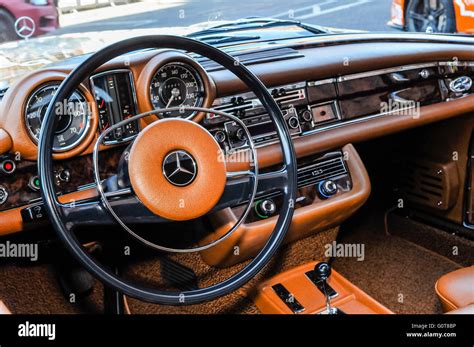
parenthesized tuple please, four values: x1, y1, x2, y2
(59, 0, 184, 27)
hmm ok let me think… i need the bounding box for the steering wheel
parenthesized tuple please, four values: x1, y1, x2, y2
(38, 35, 297, 305)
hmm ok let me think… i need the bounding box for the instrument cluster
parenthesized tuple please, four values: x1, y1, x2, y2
(149, 62, 205, 118)
(24, 82, 91, 152)
(21, 58, 209, 153)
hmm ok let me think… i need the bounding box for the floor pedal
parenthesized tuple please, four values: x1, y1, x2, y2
(160, 258, 198, 291)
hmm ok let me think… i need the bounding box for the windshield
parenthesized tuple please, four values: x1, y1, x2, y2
(1, 0, 473, 89)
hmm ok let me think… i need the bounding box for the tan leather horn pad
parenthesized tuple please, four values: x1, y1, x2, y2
(128, 118, 227, 221)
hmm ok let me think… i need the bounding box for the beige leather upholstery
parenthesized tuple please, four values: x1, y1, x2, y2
(446, 304, 474, 314)
(435, 266, 474, 312)
(0, 301, 11, 314)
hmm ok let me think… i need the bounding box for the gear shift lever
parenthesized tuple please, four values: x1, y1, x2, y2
(314, 262, 335, 314)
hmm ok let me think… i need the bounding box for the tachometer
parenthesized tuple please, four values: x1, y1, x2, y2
(149, 62, 204, 117)
(24, 82, 90, 152)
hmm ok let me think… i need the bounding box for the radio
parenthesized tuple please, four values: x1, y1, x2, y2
(207, 82, 314, 151)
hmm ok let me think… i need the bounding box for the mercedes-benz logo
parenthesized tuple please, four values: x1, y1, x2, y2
(449, 76, 473, 94)
(14, 16, 36, 40)
(162, 150, 197, 187)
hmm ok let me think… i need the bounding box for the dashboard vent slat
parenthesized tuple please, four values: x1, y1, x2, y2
(297, 156, 347, 188)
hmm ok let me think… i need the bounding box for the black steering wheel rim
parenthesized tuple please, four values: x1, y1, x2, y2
(38, 35, 297, 305)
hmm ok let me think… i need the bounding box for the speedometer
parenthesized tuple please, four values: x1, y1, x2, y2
(24, 82, 90, 152)
(149, 62, 204, 117)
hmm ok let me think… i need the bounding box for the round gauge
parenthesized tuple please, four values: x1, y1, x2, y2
(24, 82, 90, 152)
(149, 62, 204, 117)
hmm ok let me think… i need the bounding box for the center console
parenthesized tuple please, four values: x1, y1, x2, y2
(199, 144, 371, 267)
(252, 261, 393, 314)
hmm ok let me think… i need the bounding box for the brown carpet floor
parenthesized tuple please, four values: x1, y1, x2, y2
(125, 227, 339, 314)
(0, 228, 338, 314)
(0, 261, 104, 314)
(332, 211, 464, 314)
(387, 213, 474, 267)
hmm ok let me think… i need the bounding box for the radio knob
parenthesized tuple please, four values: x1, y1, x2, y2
(318, 180, 338, 199)
(255, 199, 276, 218)
(288, 116, 300, 129)
(235, 128, 246, 141)
(302, 110, 313, 122)
(214, 130, 226, 143)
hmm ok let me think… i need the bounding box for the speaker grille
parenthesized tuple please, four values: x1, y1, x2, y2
(397, 158, 459, 211)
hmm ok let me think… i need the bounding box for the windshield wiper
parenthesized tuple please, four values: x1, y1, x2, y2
(188, 17, 328, 38)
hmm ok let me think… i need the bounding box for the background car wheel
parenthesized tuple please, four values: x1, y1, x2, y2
(0, 9, 17, 43)
(406, 0, 456, 33)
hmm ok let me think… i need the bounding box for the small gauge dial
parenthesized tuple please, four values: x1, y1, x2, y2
(24, 82, 90, 152)
(149, 62, 204, 117)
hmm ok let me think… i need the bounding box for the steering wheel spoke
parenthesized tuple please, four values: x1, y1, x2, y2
(58, 187, 167, 230)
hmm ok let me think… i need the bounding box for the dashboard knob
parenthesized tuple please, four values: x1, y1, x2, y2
(235, 128, 246, 141)
(318, 180, 338, 199)
(302, 110, 313, 122)
(57, 169, 71, 183)
(255, 199, 276, 218)
(214, 130, 226, 143)
(288, 116, 300, 129)
(0, 186, 8, 205)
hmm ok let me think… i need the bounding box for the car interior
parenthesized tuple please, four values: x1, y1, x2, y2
(0, 9, 473, 317)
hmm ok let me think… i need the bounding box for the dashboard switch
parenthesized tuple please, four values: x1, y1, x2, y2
(318, 180, 338, 199)
(28, 176, 41, 192)
(1, 160, 16, 174)
(255, 199, 276, 218)
(0, 186, 8, 205)
(22, 204, 46, 222)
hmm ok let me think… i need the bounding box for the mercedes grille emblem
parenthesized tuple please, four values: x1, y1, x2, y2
(14, 16, 36, 40)
(162, 150, 197, 186)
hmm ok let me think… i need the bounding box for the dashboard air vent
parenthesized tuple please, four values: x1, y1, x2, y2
(297, 156, 347, 188)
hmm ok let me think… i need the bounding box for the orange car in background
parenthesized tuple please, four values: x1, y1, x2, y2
(390, 0, 474, 34)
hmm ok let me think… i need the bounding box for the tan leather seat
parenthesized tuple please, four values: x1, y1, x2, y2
(446, 304, 474, 314)
(435, 266, 474, 312)
(0, 301, 11, 314)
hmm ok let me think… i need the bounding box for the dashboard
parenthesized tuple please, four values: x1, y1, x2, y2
(205, 61, 474, 154)
(0, 34, 474, 264)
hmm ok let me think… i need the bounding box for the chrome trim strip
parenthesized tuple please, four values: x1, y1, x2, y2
(308, 78, 336, 86)
(337, 62, 438, 82)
